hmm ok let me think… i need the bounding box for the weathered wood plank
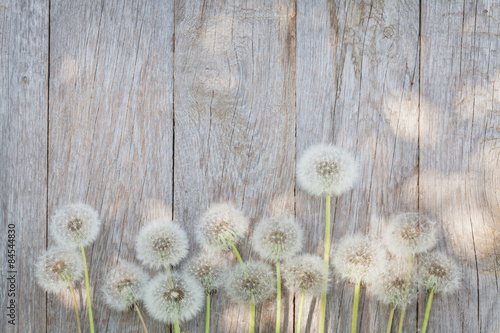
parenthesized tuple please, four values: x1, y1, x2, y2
(47, 0, 174, 331)
(174, 0, 296, 331)
(0, 1, 48, 332)
(296, 0, 420, 332)
(420, 0, 500, 332)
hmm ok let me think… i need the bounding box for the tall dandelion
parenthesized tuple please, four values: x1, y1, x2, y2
(102, 261, 150, 332)
(283, 254, 328, 333)
(196, 202, 249, 268)
(143, 272, 204, 333)
(36, 247, 84, 333)
(224, 261, 276, 333)
(332, 234, 386, 333)
(384, 213, 437, 333)
(418, 252, 460, 333)
(50, 203, 101, 333)
(297, 143, 358, 333)
(251, 214, 303, 333)
(187, 252, 228, 333)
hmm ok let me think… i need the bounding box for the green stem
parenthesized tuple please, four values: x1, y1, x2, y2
(297, 291, 305, 333)
(421, 290, 435, 333)
(230, 242, 245, 269)
(249, 302, 256, 333)
(398, 254, 414, 333)
(386, 307, 395, 333)
(69, 285, 82, 333)
(276, 260, 281, 333)
(351, 282, 361, 333)
(319, 194, 331, 333)
(165, 265, 174, 287)
(134, 303, 148, 333)
(80, 246, 94, 333)
(205, 293, 211, 333)
(174, 320, 180, 333)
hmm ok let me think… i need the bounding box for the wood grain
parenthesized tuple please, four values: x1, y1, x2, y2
(0, 1, 48, 332)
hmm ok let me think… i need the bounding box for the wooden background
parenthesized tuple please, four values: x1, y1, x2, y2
(1, 0, 499, 332)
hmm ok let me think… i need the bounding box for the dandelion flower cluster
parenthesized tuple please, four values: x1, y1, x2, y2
(283, 254, 328, 296)
(332, 234, 386, 285)
(224, 261, 276, 305)
(384, 213, 438, 257)
(196, 202, 249, 251)
(418, 252, 460, 294)
(135, 219, 189, 269)
(297, 144, 358, 197)
(186, 252, 228, 294)
(143, 272, 204, 324)
(35, 248, 84, 293)
(251, 214, 303, 262)
(371, 261, 416, 309)
(101, 261, 149, 312)
(51, 203, 101, 248)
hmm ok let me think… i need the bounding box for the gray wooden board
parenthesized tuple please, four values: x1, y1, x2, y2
(0, 0, 48, 332)
(0, 0, 499, 332)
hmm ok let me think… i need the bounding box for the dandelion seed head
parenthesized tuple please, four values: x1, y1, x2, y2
(143, 272, 204, 324)
(101, 261, 149, 312)
(251, 214, 303, 262)
(186, 251, 228, 293)
(196, 202, 249, 251)
(224, 261, 276, 305)
(371, 261, 416, 309)
(418, 252, 461, 295)
(50, 203, 101, 248)
(283, 254, 328, 296)
(35, 247, 83, 294)
(136, 219, 189, 269)
(384, 213, 438, 256)
(297, 144, 358, 197)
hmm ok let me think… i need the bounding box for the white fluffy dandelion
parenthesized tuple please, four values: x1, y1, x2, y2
(186, 251, 228, 294)
(50, 203, 101, 248)
(36, 247, 84, 293)
(297, 144, 358, 197)
(418, 252, 460, 295)
(196, 202, 249, 251)
(384, 213, 438, 257)
(224, 261, 276, 305)
(251, 214, 303, 262)
(143, 272, 204, 324)
(101, 261, 149, 312)
(135, 219, 189, 270)
(283, 254, 328, 296)
(371, 261, 416, 309)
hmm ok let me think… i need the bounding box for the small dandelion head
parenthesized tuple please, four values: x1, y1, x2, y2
(186, 251, 228, 293)
(196, 202, 249, 251)
(384, 213, 438, 256)
(418, 252, 461, 295)
(35, 247, 84, 294)
(224, 261, 276, 305)
(251, 214, 303, 262)
(371, 261, 416, 309)
(332, 234, 387, 285)
(135, 219, 189, 270)
(101, 261, 150, 312)
(283, 254, 328, 296)
(50, 203, 101, 248)
(143, 272, 204, 324)
(297, 144, 358, 197)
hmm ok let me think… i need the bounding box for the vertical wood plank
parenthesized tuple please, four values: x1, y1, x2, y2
(0, 1, 48, 332)
(296, 0, 420, 332)
(420, 0, 500, 332)
(174, 0, 296, 331)
(48, 0, 174, 332)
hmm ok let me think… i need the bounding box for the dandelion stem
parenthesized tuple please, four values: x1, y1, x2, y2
(249, 302, 256, 333)
(297, 291, 306, 333)
(230, 242, 245, 269)
(398, 253, 414, 333)
(276, 260, 281, 333)
(165, 265, 174, 288)
(134, 303, 148, 333)
(80, 246, 94, 333)
(205, 293, 211, 333)
(69, 285, 81, 333)
(351, 282, 361, 333)
(174, 320, 181, 333)
(386, 307, 395, 333)
(421, 290, 434, 333)
(319, 194, 331, 333)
